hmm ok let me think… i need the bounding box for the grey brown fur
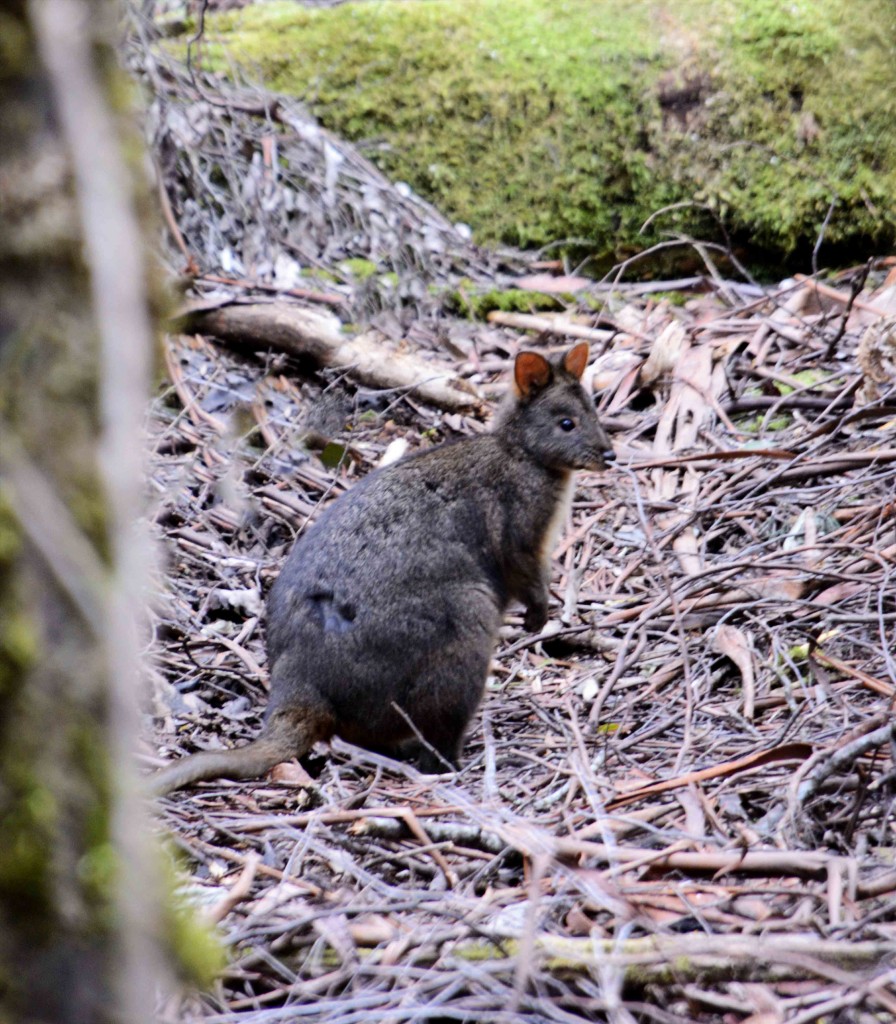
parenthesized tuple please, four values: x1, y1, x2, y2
(150, 344, 613, 794)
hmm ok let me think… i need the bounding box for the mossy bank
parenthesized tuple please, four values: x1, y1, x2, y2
(192, 0, 895, 274)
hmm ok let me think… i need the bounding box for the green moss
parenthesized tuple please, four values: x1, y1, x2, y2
(0, 498, 116, 938)
(0, 612, 38, 673)
(162, 851, 228, 986)
(765, 415, 792, 432)
(446, 285, 564, 319)
(0, 499, 37, 695)
(318, 441, 350, 470)
(0, 13, 29, 80)
(76, 843, 117, 912)
(185, 0, 896, 273)
(650, 291, 689, 307)
(70, 722, 117, 929)
(169, 903, 228, 985)
(301, 267, 339, 283)
(68, 480, 111, 563)
(0, 770, 56, 931)
(0, 496, 33, 698)
(773, 368, 831, 395)
(338, 258, 378, 280)
(739, 413, 792, 433)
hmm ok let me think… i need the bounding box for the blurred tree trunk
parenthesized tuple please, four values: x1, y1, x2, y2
(0, 1, 165, 1021)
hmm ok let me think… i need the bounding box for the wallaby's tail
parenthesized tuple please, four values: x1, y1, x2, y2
(147, 734, 294, 796)
(148, 707, 330, 796)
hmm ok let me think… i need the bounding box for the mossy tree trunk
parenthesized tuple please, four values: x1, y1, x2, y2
(0, 0, 165, 1020)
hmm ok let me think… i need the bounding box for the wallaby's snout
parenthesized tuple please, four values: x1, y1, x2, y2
(589, 444, 616, 470)
(591, 424, 616, 471)
(577, 413, 614, 471)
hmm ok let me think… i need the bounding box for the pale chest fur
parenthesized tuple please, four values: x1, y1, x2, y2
(538, 472, 575, 566)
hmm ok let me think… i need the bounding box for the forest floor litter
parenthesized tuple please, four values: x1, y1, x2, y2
(136, 17, 896, 1023)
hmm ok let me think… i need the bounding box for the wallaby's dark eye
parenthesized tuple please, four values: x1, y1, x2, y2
(559, 417, 576, 432)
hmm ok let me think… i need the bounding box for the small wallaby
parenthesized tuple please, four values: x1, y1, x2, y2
(150, 343, 614, 794)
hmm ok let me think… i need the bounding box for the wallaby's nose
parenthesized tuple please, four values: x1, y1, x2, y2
(602, 448, 616, 464)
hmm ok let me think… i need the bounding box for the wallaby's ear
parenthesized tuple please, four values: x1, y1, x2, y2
(563, 342, 590, 380)
(514, 351, 552, 397)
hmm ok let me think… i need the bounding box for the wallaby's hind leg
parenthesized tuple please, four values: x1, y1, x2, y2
(399, 700, 472, 773)
(399, 629, 497, 773)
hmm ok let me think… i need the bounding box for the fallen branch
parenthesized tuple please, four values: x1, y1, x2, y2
(198, 273, 345, 307)
(632, 448, 796, 469)
(204, 853, 259, 925)
(178, 301, 484, 413)
(300, 926, 895, 987)
(794, 273, 890, 317)
(763, 449, 896, 484)
(453, 933, 894, 986)
(604, 742, 814, 811)
(487, 310, 618, 343)
(812, 650, 896, 698)
(796, 718, 896, 805)
(340, 811, 885, 890)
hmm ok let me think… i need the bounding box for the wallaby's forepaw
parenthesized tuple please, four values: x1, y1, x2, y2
(524, 604, 549, 633)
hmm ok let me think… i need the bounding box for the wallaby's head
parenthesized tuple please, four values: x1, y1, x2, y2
(497, 343, 615, 471)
